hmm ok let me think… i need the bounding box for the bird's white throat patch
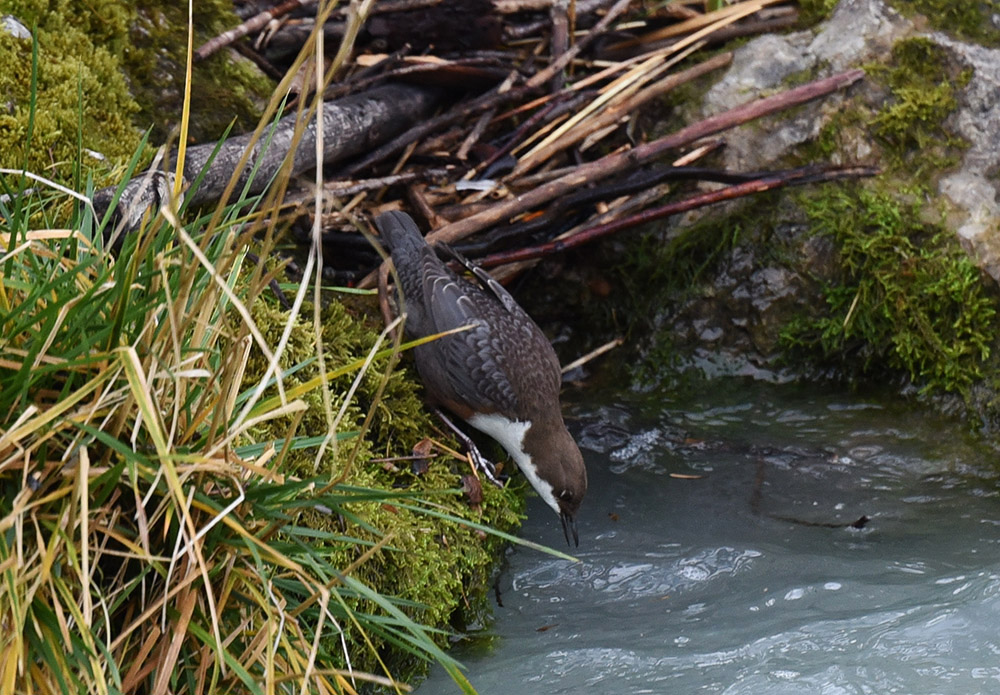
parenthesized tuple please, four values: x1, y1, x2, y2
(466, 412, 560, 514)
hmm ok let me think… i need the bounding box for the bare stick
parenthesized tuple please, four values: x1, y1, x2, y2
(284, 167, 459, 201)
(561, 337, 624, 373)
(195, 0, 317, 62)
(475, 165, 879, 268)
(93, 83, 441, 227)
(429, 69, 865, 246)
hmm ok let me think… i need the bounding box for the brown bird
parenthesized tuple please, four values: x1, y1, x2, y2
(376, 211, 587, 545)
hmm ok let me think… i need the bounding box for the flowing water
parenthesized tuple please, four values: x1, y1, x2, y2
(417, 377, 1000, 694)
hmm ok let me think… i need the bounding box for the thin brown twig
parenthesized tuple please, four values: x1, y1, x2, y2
(290, 167, 461, 202)
(550, 0, 571, 92)
(561, 337, 624, 373)
(458, 107, 498, 161)
(476, 165, 880, 268)
(195, 0, 318, 61)
(434, 69, 865, 244)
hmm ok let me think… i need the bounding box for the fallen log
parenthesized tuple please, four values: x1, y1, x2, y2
(92, 82, 441, 235)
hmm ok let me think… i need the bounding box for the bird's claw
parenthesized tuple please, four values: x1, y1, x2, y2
(468, 446, 505, 488)
(433, 407, 507, 488)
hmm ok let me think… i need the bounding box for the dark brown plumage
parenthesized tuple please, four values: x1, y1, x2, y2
(376, 211, 587, 545)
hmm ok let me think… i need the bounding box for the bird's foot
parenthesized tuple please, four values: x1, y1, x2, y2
(433, 407, 506, 488)
(466, 444, 506, 488)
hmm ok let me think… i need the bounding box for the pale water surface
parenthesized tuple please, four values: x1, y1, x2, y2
(418, 379, 1000, 694)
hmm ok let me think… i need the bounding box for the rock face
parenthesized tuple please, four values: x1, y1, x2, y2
(933, 36, 1000, 280)
(644, 0, 1000, 387)
(699, 0, 1000, 273)
(701, 0, 913, 171)
(664, 225, 838, 381)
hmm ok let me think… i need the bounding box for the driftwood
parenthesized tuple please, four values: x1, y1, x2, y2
(428, 69, 865, 246)
(340, 0, 633, 176)
(93, 82, 440, 234)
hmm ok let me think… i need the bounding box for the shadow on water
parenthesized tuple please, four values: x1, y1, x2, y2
(419, 377, 1000, 694)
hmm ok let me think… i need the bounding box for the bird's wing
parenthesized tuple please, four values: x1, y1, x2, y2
(420, 268, 522, 415)
(440, 243, 522, 315)
(439, 244, 562, 386)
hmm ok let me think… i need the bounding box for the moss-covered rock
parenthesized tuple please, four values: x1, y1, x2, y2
(0, 0, 272, 188)
(866, 37, 971, 177)
(888, 0, 1000, 47)
(567, 16, 1000, 426)
(0, 0, 141, 183)
(781, 187, 998, 396)
(125, 1, 273, 144)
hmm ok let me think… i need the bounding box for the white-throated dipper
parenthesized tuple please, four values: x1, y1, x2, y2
(375, 210, 587, 545)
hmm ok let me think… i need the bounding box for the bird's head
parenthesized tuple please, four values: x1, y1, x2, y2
(534, 425, 587, 547)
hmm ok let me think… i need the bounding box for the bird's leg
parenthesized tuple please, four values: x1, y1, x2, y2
(433, 408, 506, 488)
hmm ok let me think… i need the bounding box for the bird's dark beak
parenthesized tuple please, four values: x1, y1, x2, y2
(560, 510, 579, 548)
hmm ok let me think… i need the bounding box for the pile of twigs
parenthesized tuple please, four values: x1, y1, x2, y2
(194, 0, 873, 285)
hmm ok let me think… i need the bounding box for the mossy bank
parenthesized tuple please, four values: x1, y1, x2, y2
(0, 0, 270, 186)
(1, 2, 527, 686)
(245, 298, 528, 681)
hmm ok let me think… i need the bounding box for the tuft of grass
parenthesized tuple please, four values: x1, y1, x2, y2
(0, 168, 466, 694)
(0, 136, 555, 692)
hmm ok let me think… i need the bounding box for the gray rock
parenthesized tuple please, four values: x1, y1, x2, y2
(808, 0, 911, 70)
(699, 0, 1000, 279)
(931, 37, 1000, 279)
(2, 15, 31, 40)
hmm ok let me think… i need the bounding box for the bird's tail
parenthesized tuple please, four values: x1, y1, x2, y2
(374, 210, 437, 311)
(374, 211, 428, 258)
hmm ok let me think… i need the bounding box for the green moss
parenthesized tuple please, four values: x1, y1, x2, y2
(788, 39, 986, 396)
(796, 0, 841, 26)
(126, 1, 273, 143)
(244, 297, 525, 680)
(888, 0, 1000, 47)
(624, 210, 743, 302)
(0, 0, 271, 187)
(866, 37, 971, 177)
(0, 1, 142, 182)
(781, 186, 997, 396)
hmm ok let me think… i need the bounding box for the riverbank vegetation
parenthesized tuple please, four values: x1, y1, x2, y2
(0, 139, 543, 691)
(0, 5, 539, 692)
